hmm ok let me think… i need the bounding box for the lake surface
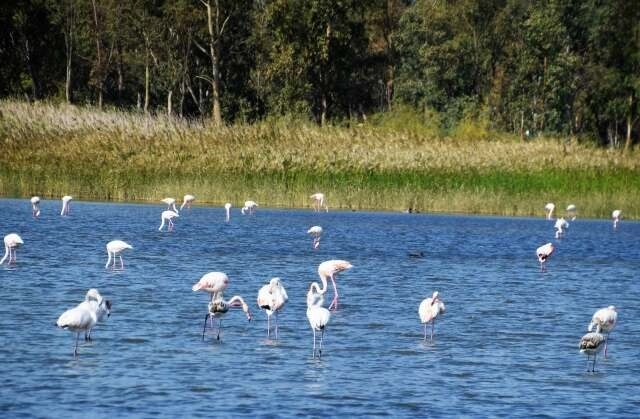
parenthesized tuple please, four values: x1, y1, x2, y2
(0, 198, 638, 417)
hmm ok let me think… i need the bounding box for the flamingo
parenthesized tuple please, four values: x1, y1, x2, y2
(588, 305, 617, 357)
(30, 196, 40, 218)
(241, 200, 258, 215)
(161, 197, 179, 213)
(105, 240, 133, 269)
(202, 294, 252, 341)
(56, 289, 110, 356)
(612, 210, 622, 229)
(536, 242, 554, 271)
(180, 194, 195, 211)
(257, 277, 288, 340)
(317, 259, 353, 311)
(310, 193, 328, 212)
(61, 195, 72, 216)
(306, 282, 331, 358)
(159, 210, 179, 231)
(419, 291, 446, 341)
(224, 203, 232, 222)
(544, 202, 555, 220)
(1, 233, 23, 265)
(192, 272, 230, 301)
(566, 204, 577, 221)
(554, 217, 569, 239)
(307, 226, 323, 249)
(579, 330, 605, 372)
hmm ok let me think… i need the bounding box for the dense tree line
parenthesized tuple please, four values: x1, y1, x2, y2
(0, 0, 638, 147)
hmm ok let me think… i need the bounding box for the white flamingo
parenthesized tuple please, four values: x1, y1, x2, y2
(192, 272, 230, 301)
(307, 226, 323, 249)
(105, 240, 133, 269)
(61, 195, 72, 216)
(30, 196, 41, 218)
(579, 330, 605, 372)
(83, 289, 112, 341)
(566, 204, 577, 221)
(536, 242, 554, 271)
(257, 277, 288, 340)
(159, 210, 179, 231)
(419, 291, 446, 341)
(180, 194, 195, 211)
(224, 203, 232, 222)
(306, 282, 331, 359)
(554, 217, 569, 239)
(56, 289, 111, 356)
(544, 202, 555, 220)
(612, 210, 622, 229)
(588, 305, 617, 358)
(317, 259, 353, 311)
(310, 193, 328, 212)
(161, 197, 179, 213)
(202, 294, 252, 341)
(1, 233, 23, 265)
(241, 200, 258, 215)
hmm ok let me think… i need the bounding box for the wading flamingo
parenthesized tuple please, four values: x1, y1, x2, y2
(588, 305, 617, 358)
(310, 193, 328, 212)
(105, 240, 133, 269)
(1, 233, 23, 265)
(241, 200, 258, 215)
(56, 289, 111, 356)
(317, 259, 353, 311)
(161, 197, 179, 213)
(61, 195, 72, 216)
(31, 196, 40, 218)
(612, 210, 622, 229)
(544, 202, 555, 220)
(257, 277, 288, 340)
(180, 194, 195, 211)
(307, 226, 323, 249)
(579, 330, 605, 372)
(536, 242, 554, 271)
(554, 217, 569, 239)
(83, 289, 111, 341)
(202, 294, 252, 341)
(566, 204, 577, 221)
(159, 210, 179, 231)
(225, 203, 232, 222)
(419, 291, 446, 341)
(192, 272, 230, 301)
(307, 282, 331, 359)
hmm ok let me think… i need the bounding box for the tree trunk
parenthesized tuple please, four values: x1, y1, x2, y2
(624, 93, 634, 152)
(64, 0, 74, 103)
(91, 0, 103, 109)
(167, 90, 173, 116)
(202, 0, 223, 125)
(144, 48, 150, 114)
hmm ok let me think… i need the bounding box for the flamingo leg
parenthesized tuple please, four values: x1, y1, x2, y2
(604, 333, 610, 358)
(74, 332, 80, 357)
(119, 255, 124, 269)
(267, 314, 271, 338)
(217, 319, 222, 341)
(592, 353, 597, 372)
(275, 311, 279, 340)
(312, 329, 317, 358)
(202, 313, 210, 340)
(423, 323, 427, 341)
(319, 328, 325, 359)
(431, 319, 435, 341)
(328, 276, 339, 311)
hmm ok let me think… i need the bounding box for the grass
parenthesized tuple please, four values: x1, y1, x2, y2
(0, 99, 638, 219)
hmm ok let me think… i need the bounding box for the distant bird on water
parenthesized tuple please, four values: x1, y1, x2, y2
(612, 210, 622, 229)
(241, 200, 258, 215)
(61, 195, 72, 216)
(192, 272, 230, 301)
(544, 202, 555, 220)
(202, 294, 252, 341)
(105, 240, 133, 269)
(1, 233, 23, 265)
(161, 197, 179, 213)
(317, 259, 353, 311)
(257, 277, 288, 340)
(307, 226, 323, 249)
(306, 282, 331, 359)
(579, 330, 605, 372)
(536, 242, 554, 271)
(159, 210, 179, 231)
(419, 291, 446, 341)
(566, 204, 577, 221)
(180, 194, 195, 211)
(310, 193, 328, 212)
(30, 196, 40, 218)
(588, 305, 617, 358)
(224, 203, 232, 222)
(554, 217, 569, 239)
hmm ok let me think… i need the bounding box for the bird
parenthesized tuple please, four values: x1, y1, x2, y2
(307, 226, 323, 249)
(579, 331, 605, 372)
(612, 210, 622, 229)
(241, 200, 258, 215)
(192, 272, 230, 301)
(161, 197, 179, 213)
(306, 282, 331, 359)
(554, 217, 569, 239)
(310, 193, 328, 212)
(180, 194, 195, 211)
(30, 196, 40, 218)
(418, 291, 446, 341)
(544, 202, 555, 220)
(105, 240, 133, 269)
(159, 210, 179, 231)
(536, 242, 554, 271)
(61, 195, 72, 216)
(1, 233, 23, 265)
(588, 305, 617, 357)
(317, 259, 353, 311)
(56, 289, 111, 356)
(224, 203, 232, 222)
(202, 294, 252, 341)
(257, 277, 288, 340)
(566, 204, 577, 221)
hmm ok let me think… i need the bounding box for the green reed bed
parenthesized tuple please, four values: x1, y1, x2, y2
(0, 100, 638, 219)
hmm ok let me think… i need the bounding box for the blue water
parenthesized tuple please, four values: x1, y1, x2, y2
(0, 198, 638, 417)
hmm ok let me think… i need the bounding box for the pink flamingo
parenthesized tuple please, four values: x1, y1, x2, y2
(31, 196, 41, 218)
(307, 226, 323, 249)
(306, 282, 331, 358)
(257, 277, 288, 339)
(310, 193, 328, 212)
(105, 240, 133, 269)
(1, 233, 23, 265)
(317, 259, 353, 311)
(544, 202, 555, 220)
(180, 194, 195, 211)
(588, 305, 617, 357)
(159, 210, 179, 231)
(612, 210, 622, 229)
(536, 242, 554, 271)
(192, 272, 230, 301)
(419, 291, 446, 341)
(241, 200, 258, 215)
(161, 198, 179, 213)
(61, 195, 72, 216)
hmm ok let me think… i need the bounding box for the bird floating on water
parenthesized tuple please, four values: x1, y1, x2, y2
(105, 240, 133, 269)
(257, 277, 288, 340)
(419, 291, 446, 341)
(1, 233, 23, 265)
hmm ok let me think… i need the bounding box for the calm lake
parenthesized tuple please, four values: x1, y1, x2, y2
(0, 198, 638, 417)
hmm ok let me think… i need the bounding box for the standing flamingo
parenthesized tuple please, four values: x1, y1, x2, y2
(56, 289, 110, 356)
(105, 240, 133, 269)
(1, 233, 23, 265)
(306, 282, 331, 359)
(612, 210, 622, 229)
(536, 242, 554, 271)
(588, 305, 617, 358)
(83, 289, 112, 341)
(161, 197, 179, 213)
(224, 203, 232, 222)
(159, 210, 179, 231)
(579, 330, 605, 372)
(241, 200, 258, 215)
(257, 277, 288, 340)
(310, 193, 328, 212)
(307, 226, 323, 249)
(317, 259, 353, 311)
(202, 294, 252, 341)
(192, 272, 230, 301)
(180, 194, 195, 211)
(544, 202, 555, 220)
(566, 204, 577, 221)
(61, 195, 72, 216)
(554, 217, 569, 239)
(419, 291, 446, 341)
(30, 196, 41, 218)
